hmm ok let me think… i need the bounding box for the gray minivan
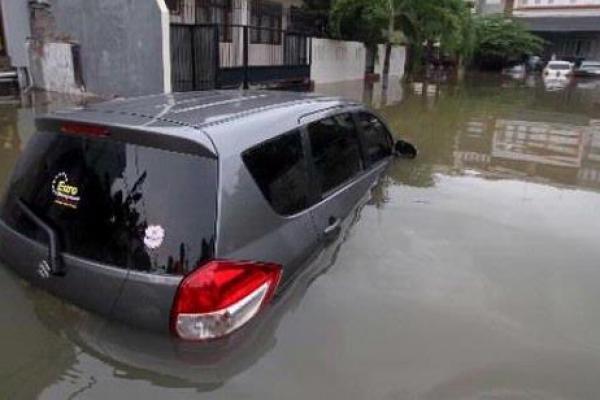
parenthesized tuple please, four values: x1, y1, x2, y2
(0, 91, 413, 341)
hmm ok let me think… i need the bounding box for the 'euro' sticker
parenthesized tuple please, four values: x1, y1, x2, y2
(51, 172, 81, 209)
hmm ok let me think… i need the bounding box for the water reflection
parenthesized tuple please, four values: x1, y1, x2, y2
(543, 76, 572, 92)
(1, 77, 600, 398)
(314, 78, 405, 109)
(375, 74, 600, 194)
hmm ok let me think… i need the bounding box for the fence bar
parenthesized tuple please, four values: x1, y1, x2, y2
(243, 25, 249, 89)
(214, 24, 220, 88)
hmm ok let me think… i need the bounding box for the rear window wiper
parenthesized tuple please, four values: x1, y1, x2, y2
(16, 198, 64, 276)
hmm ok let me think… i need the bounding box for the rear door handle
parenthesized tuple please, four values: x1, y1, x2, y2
(323, 217, 342, 240)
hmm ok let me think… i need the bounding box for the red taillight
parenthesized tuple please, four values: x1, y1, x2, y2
(170, 260, 282, 341)
(60, 122, 109, 137)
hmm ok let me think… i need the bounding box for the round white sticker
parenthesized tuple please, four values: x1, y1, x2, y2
(144, 225, 165, 249)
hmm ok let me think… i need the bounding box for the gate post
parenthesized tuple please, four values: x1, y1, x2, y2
(243, 25, 249, 90)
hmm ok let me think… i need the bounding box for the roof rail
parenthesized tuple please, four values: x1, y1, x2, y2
(297, 102, 362, 124)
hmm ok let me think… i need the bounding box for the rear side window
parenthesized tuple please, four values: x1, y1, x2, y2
(307, 113, 363, 195)
(1, 132, 217, 275)
(357, 112, 393, 165)
(243, 130, 311, 216)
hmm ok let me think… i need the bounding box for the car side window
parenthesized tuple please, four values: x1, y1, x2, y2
(356, 112, 393, 165)
(307, 113, 363, 195)
(243, 130, 311, 216)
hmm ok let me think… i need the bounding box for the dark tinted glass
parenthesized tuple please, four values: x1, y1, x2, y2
(243, 130, 310, 215)
(1, 132, 217, 275)
(357, 112, 393, 165)
(307, 113, 363, 194)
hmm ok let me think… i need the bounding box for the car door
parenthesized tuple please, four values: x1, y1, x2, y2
(304, 111, 385, 245)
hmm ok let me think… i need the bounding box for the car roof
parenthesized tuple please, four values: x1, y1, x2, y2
(42, 90, 361, 155)
(91, 90, 356, 127)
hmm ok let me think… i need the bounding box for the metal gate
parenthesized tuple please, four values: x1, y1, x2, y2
(171, 23, 311, 92)
(171, 24, 219, 91)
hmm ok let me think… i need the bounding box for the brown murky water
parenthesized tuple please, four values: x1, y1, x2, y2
(2, 76, 600, 399)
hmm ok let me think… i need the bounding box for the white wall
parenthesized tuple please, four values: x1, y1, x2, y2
(310, 38, 366, 84)
(514, 0, 600, 16)
(28, 42, 83, 95)
(375, 45, 406, 78)
(1, 0, 31, 68)
(310, 39, 406, 84)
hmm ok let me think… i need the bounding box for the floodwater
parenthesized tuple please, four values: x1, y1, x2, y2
(2, 75, 600, 399)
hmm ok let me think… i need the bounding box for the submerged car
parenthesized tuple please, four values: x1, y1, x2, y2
(574, 61, 600, 78)
(543, 61, 574, 78)
(0, 91, 414, 341)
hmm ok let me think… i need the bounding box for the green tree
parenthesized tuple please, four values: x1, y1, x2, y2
(329, 0, 387, 47)
(330, 0, 475, 82)
(473, 15, 544, 70)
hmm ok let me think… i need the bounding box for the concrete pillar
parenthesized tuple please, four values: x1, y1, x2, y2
(156, 0, 172, 93)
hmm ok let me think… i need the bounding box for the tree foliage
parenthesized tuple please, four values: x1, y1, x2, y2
(329, 1, 544, 75)
(473, 15, 544, 70)
(329, 0, 388, 47)
(330, 0, 475, 74)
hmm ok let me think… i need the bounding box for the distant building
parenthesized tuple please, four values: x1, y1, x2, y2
(512, 0, 600, 61)
(475, 0, 506, 15)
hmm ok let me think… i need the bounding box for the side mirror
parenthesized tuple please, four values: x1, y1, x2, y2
(394, 140, 418, 159)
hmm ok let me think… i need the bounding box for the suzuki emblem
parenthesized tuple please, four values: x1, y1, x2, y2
(37, 260, 51, 279)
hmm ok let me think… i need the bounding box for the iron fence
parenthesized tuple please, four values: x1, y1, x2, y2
(171, 23, 311, 91)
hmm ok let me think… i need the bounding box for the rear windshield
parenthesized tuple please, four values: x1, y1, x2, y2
(548, 64, 571, 71)
(1, 132, 217, 275)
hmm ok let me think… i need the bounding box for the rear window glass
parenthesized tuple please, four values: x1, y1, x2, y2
(548, 64, 571, 71)
(1, 132, 217, 275)
(307, 113, 363, 195)
(357, 112, 393, 165)
(243, 130, 311, 216)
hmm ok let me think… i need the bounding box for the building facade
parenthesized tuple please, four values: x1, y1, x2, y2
(513, 0, 600, 61)
(474, 0, 507, 15)
(0, 0, 404, 97)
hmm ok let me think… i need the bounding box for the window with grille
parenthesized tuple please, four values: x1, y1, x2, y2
(250, 0, 283, 45)
(166, 0, 182, 14)
(196, 0, 233, 42)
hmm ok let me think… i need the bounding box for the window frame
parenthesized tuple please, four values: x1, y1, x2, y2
(353, 111, 395, 168)
(241, 108, 395, 218)
(242, 128, 317, 217)
(196, 0, 233, 43)
(301, 110, 368, 200)
(250, 0, 283, 45)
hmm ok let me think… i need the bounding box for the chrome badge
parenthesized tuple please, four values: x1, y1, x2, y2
(37, 260, 51, 279)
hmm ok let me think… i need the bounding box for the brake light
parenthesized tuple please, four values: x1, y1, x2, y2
(61, 122, 109, 137)
(171, 260, 282, 341)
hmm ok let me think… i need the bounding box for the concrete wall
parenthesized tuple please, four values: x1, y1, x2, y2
(29, 42, 83, 95)
(375, 45, 406, 78)
(47, 0, 169, 97)
(310, 39, 406, 85)
(310, 38, 366, 84)
(1, 0, 31, 68)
